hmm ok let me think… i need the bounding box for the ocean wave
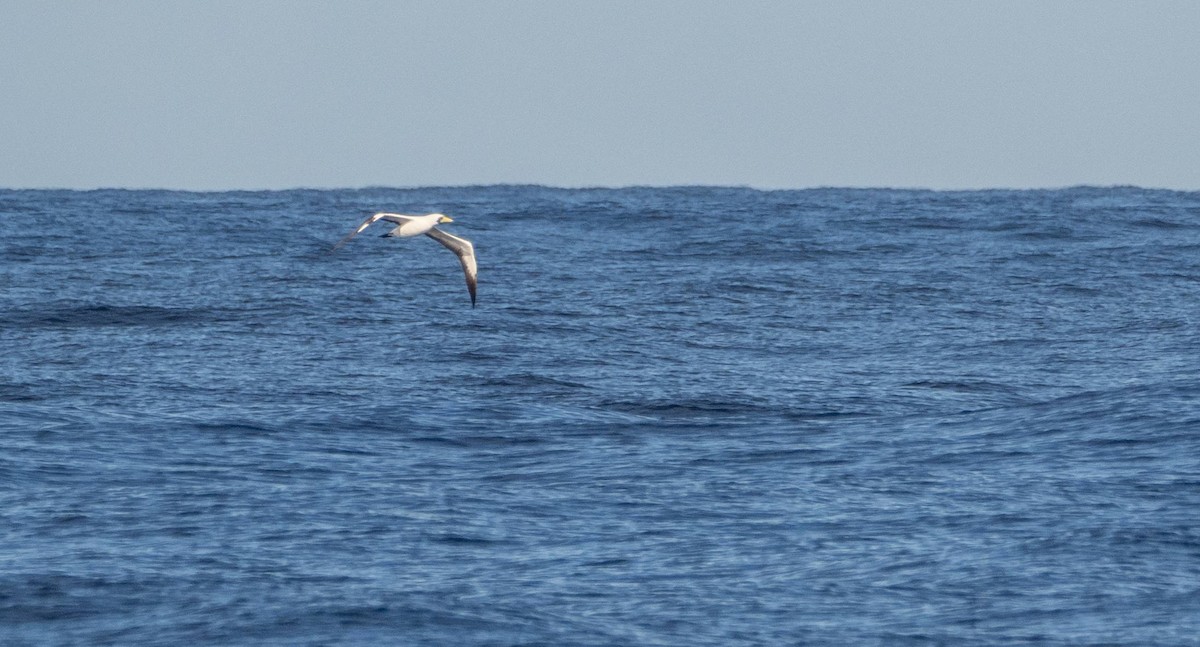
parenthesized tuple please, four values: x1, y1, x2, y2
(0, 303, 224, 329)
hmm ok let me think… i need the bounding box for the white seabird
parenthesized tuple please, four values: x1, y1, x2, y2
(332, 212, 478, 307)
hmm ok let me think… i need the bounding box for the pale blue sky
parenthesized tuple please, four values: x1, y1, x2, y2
(3, 1, 1198, 190)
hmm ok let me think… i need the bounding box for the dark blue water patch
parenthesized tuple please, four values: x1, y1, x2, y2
(0, 383, 42, 403)
(469, 373, 593, 390)
(1131, 216, 1195, 229)
(0, 302, 227, 329)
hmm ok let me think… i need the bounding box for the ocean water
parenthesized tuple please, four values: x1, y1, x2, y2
(2, 185, 1199, 646)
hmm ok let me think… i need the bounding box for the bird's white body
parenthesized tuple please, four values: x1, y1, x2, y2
(385, 213, 444, 238)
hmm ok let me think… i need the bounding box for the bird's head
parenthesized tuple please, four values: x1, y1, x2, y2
(436, 214, 454, 224)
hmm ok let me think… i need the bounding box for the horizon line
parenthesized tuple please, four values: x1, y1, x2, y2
(1, 182, 1196, 194)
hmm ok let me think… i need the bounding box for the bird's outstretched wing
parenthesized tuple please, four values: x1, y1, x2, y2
(425, 227, 477, 307)
(330, 213, 412, 251)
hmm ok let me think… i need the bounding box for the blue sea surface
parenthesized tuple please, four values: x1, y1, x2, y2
(2, 186, 1199, 645)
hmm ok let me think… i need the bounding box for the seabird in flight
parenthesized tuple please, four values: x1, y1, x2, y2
(332, 212, 477, 307)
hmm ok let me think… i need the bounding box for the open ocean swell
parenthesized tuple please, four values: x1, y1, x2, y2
(2, 186, 1200, 645)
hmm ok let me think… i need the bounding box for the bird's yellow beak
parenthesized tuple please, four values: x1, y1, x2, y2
(438, 215, 453, 224)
